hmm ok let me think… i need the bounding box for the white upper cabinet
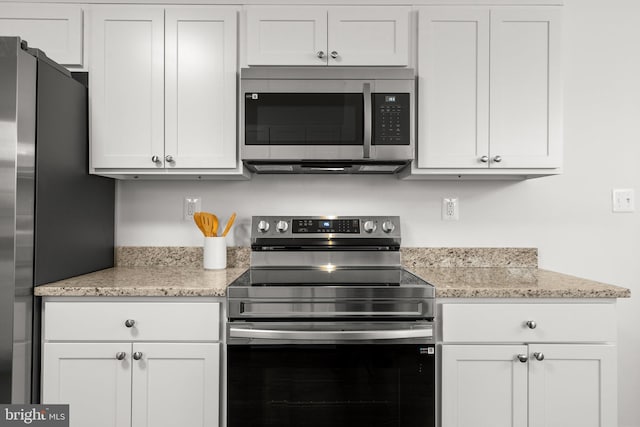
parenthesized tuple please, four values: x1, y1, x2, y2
(490, 8, 562, 169)
(165, 8, 238, 169)
(417, 8, 490, 168)
(411, 6, 562, 177)
(90, 6, 165, 170)
(0, 4, 83, 67)
(90, 6, 240, 176)
(246, 7, 327, 66)
(245, 6, 409, 66)
(327, 7, 409, 66)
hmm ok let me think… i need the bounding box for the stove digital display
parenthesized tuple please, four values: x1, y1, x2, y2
(292, 219, 360, 233)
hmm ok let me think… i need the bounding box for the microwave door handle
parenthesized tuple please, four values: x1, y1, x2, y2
(363, 82, 372, 159)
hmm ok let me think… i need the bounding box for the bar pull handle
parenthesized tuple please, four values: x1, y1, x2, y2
(363, 82, 372, 159)
(229, 328, 432, 341)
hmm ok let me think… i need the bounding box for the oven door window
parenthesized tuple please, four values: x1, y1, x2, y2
(245, 93, 364, 146)
(227, 344, 435, 427)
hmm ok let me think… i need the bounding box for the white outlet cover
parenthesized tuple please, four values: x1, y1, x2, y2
(184, 196, 202, 220)
(442, 197, 459, 221)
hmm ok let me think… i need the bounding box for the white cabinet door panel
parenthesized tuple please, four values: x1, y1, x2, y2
(42, 343, 132, 427)
(328, 7, 409, 66)
(131, 343, 220, 427)
(165, 8, 238, 169)
(442, 345, 528, 427)
(490, 8, 562, 168)
(246, 7, 327, 66)
(528, 344, 617, 427)
(90, 7, 164, 169)
(417, 8, 489, 168)
(0, 4, 83, 66)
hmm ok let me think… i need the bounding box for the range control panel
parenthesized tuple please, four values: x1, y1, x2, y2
(372, 93, 410, 146)
(292, 219, 360, 234)
(251, 216, 401, 239)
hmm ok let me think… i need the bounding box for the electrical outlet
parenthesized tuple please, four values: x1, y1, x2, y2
(183, 196, 202, 221)
(612, 189, 635, 212)
(442, 197, 459, 221)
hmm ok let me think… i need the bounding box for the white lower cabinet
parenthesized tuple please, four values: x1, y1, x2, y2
(41, 300, 221, 427)
(441, 303, 617, 427)
(43, 343, 132, 427)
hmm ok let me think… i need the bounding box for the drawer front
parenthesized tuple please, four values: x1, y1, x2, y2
(442, 303, 616, 343)
(45, 302, 220, 342)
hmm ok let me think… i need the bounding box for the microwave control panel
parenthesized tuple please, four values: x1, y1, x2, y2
(372, 93, 410, 146)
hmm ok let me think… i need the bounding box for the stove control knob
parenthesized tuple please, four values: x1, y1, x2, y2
(363, 220, 376, 233)
(257, 220, 270, 233)
(382, 221, 396, 233)
(276, 220, 289, 233)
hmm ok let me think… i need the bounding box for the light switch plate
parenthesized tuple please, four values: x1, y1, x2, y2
(612, 189, 635, 212)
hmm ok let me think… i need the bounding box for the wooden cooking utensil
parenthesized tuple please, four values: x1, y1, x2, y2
(212, 215, 219, 237)
(221, 213, 236, 237)
(200, 212, 215, 237)
(193, 212, 207, 236)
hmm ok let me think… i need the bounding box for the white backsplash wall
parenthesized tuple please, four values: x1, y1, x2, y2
(116, 0, 640, 425)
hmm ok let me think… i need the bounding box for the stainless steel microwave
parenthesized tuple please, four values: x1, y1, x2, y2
(240, 67, 415, 174)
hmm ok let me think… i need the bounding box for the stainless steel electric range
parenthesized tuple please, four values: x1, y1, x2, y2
(226, 216, 435, 427)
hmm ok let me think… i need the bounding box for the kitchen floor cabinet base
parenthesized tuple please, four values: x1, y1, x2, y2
(41, 299, 221, 427)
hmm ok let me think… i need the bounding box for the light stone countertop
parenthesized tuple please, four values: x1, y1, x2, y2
(408, 267, 631, 298)
(34, 267, 246, 297)
(34, 266, 630, 298)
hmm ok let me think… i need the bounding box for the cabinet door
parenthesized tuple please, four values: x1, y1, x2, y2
(489, 8, 562, 168)
(246, 7, 327, 66)
(131, 343, 220, 427)
(42, 343, 132, 427)
(442, 345, 528, 427)
(0, 4, 83, 67)
(327, 7, 409, 66)
(165, 7, 238, 169)
(417, 8, 490, 168)
(528, 344, 617, 427)
(90, 6, 165, 169)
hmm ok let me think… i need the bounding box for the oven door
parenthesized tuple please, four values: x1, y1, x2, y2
(227, 322, 435, 427)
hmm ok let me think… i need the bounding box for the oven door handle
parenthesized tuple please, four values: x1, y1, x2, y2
(229, 327, 432, 341)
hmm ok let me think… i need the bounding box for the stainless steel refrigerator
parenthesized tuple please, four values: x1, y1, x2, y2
(0, 37, 115, 404)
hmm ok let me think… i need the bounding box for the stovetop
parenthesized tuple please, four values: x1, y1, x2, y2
(229, 267, 432, 288)
(227, 215, 434, 320)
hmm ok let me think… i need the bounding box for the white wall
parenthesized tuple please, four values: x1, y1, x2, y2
(116, 0, 640, 424)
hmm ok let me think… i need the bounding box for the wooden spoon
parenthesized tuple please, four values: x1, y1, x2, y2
(221, 213, 236, 237)
(212, 215, 219, 237)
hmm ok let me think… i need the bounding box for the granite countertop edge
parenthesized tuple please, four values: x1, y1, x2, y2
(34, 266, 631, 299)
